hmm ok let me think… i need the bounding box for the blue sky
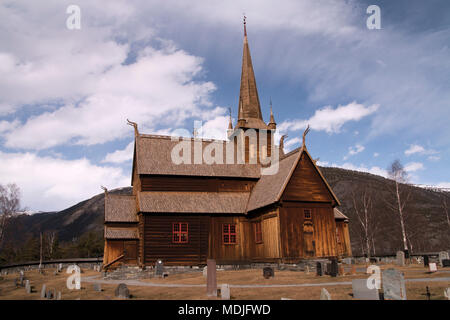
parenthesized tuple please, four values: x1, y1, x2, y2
(0, 0, 449, 211)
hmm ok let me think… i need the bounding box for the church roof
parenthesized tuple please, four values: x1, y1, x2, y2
(138, 191, 250, 214)
(104, 194, 137, 222)
(334, 208, 349, 220)
(104, 226, 138, 239)
(134, 134, 260, 179)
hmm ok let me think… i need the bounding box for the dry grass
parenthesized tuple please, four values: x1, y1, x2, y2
(0, 263, 448, 300)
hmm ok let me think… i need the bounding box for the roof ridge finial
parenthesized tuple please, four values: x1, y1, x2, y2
(243, 14, 247, 37)
(302, 124, 310, 149)
(100, 185, 108, 195)
(126, 119, 139, 137)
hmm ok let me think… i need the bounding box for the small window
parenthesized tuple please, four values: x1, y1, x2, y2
(223, 224, 237, 244)
(304, 209, 312, 219)
(173, 222, 188, 243)
(254, 221, 263, 244)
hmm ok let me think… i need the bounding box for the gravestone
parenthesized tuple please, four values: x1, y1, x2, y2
(396, 251, 405, 266)
(202, 266, 208, 277)
(424, 255, 429, 267)
(221, 284, 230, 300)
(382, 268, 407, 300)
(281, 297, 293, 300)
(40, 284, 47, 298)
(25, 280, 31, 294)
(442, 260, 450, 267)
(115, 283, 130, 299)
(316, 262, 323, 276)
(352, 279, 379, 300)
(263, 267, 274, 279)
(155, 259, 164, 277)
(320, 288, 332, 300)
(305, 265, 310, 274)
(439, 251, 449, 267)
(58, 263, 63, 273)
(19, 272, 24, 287)
(444, 288, 450, 300)
(206, 259, 217, 297)
(343, 257, 352, 265)
(56, 292, 62, 300)
(429, 262, 437, 273)
(93, 283, 102, 292)
(46, 288, 55, 300)
(330, 259, 338, 277)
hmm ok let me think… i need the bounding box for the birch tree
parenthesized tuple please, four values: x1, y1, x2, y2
(351, 186, 378, 258)
(386, 160, 411, 253)
(0, 183, 21, 248)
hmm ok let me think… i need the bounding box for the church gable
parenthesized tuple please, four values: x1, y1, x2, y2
(282, 150, 337, 204)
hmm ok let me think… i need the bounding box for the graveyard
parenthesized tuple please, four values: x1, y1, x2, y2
(0, 261, 449, 300)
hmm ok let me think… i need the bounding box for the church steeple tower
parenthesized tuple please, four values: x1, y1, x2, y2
(237, 16, 269, 130)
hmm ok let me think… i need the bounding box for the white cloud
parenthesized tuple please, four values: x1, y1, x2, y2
(278, 102, 378, 134)
(102, 142, 134, 164)
(373, 152, 379, 157)
(405, 144, 425, 155)
(404, 162, 424, 172)
(427, 155, 440, 161)
(343, 143, 364, 160)
(0, 151, 129, 211)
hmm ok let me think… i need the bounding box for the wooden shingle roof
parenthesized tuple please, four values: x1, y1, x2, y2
(135, 135, 260, 178)
(104, 226, 138, 239)
(334, 208, 349, 220)
(104, 194, 137, 222)
(138, 191, 250, 214)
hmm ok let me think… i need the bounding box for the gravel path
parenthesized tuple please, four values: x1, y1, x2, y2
(82, 275, 450, 288)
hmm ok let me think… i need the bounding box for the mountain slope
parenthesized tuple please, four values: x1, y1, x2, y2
(5, 168, 450, 256)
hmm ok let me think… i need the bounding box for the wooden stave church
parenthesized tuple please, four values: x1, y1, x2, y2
(103, 23, 352, 269)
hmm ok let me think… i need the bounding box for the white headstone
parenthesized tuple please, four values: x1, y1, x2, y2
(221, 284, 230, 300)
(444, 288, 450, 300)
(320, 288, 332, 300)
(202, 266, 208, 277)
(429, 262, 437, 273)
(25, 280, 31, 294)
(40, 284, 47, 299)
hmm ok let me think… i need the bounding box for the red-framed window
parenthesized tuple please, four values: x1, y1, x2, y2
(172, 222, 188, 243)
(222, 224, 237, 244)
(254, 221, 263, 244)
(304, 209, 312, 219)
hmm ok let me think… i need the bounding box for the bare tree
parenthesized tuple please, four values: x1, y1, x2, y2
(351, 186, 379, 258)
(386, 160, 411, 253)
(0, 183, 21, 247)
(45, 231, 57, 259)
(442, 195, 450, 230)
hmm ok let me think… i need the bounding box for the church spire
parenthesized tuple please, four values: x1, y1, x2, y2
(268, 98, 276, 130)
(237, 16, 268, 129)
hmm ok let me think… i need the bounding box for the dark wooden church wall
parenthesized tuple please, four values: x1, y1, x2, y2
(143, 214, 210, 266)
(335, 220, 352, 257)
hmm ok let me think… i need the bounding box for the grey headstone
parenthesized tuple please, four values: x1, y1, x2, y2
(206, 259, 217, 297)
(316, 262, 323, 276)
(56, 292, 62, 300)
(330, 259, 338, 277)
(263, 267, 274, 279)
(19, 273, 24, 287)
(382, 268, 407, 300)
(58, 263, 63, 272)
(442, 259, 450, 267)
(424, 255, 429, 267)
(25, 280, 31, 294)
(115, 283, 130, 299)
(93, 283, 102, 292)
(320, 288, 332, 300)
(40, 284, 47, 298)
(396, 251, 405, 266)
(352, 279, 379, 300)
(439, 251, 449, 267)
(46, 288, 55, 299)
(202, 266, 208, 277)
(155, 259, 164, 277)
(221, 284, 230, 300)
